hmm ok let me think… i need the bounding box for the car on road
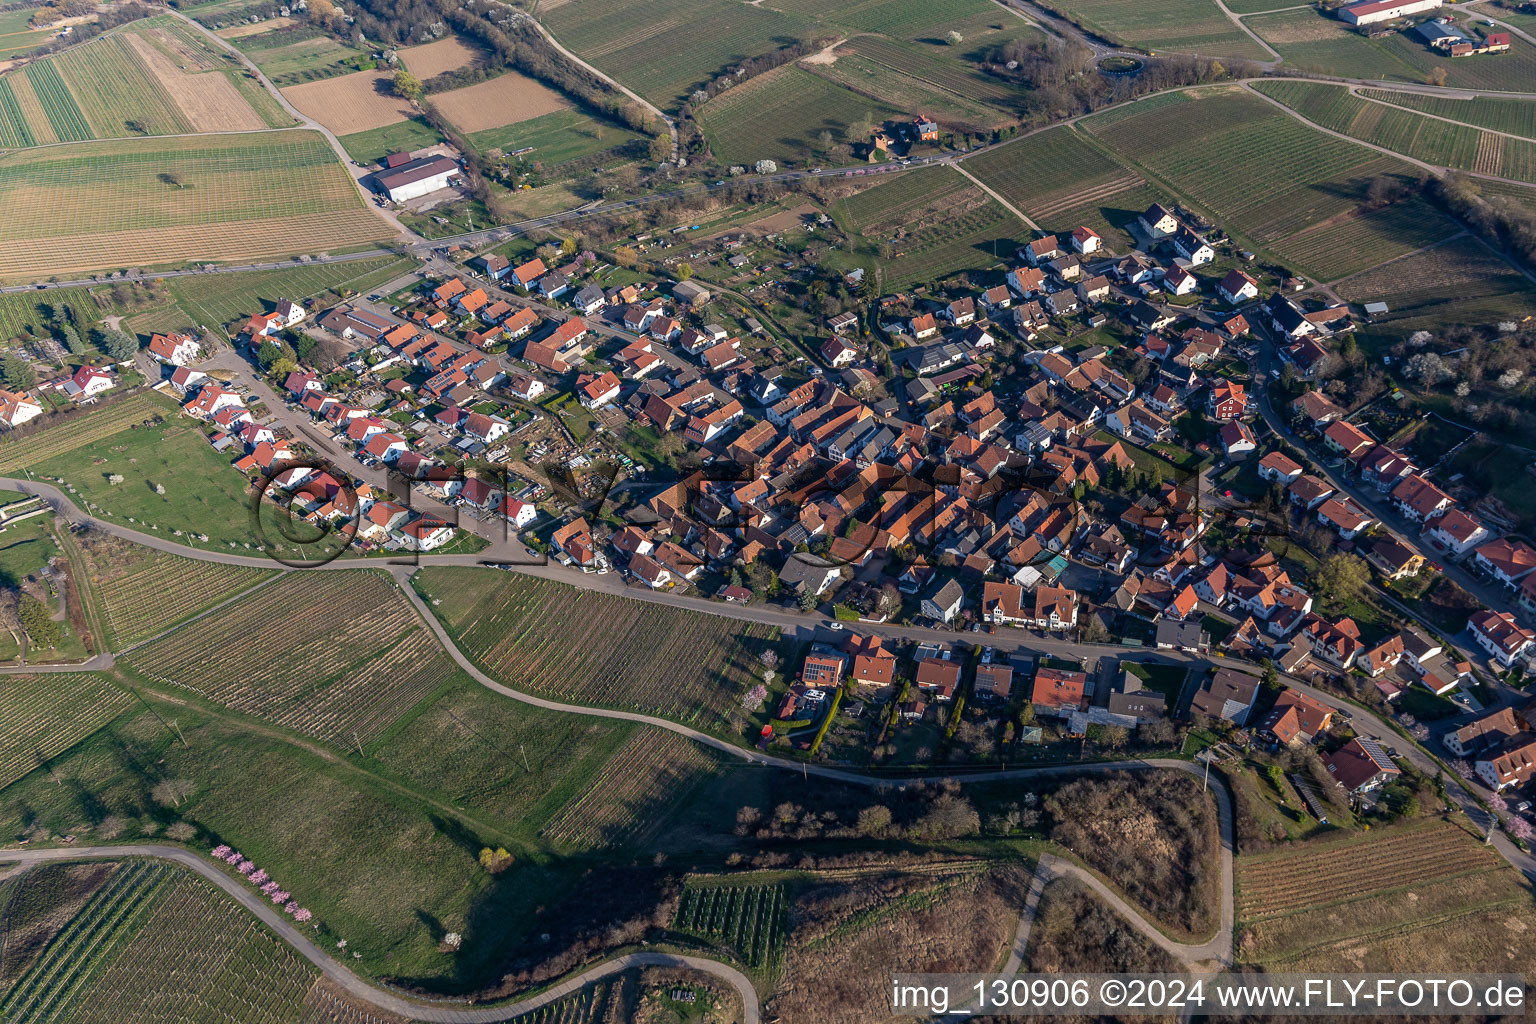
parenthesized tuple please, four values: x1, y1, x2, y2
(828, 622, 844, 630)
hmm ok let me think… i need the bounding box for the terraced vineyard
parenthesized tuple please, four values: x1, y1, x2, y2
(1268, 194, 1460, 282)
(964, 124, 1162, 241)
(0, 860, 317, 1023)
(0, 392, 173, 473)
(73, 535, 278, 647)
(1237, 822, 1502, 922)
(125, 570, 452, 745)
(0, 673, 131, 789)
(541, 728, 719, 849)
(1255, 81, 1536, 184)
(1336, 234, 1536, 330)
(672, 880, 787, 969)
(1235, 822, 1528, 966)
(418, 568, 778, 728)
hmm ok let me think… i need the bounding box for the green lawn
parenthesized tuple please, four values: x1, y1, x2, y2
(696, 65, 903, 167)
(31, 409, 256, 551)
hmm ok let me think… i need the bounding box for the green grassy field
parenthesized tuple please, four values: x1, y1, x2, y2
(963, 123, 1166, 244)
(1248, 7, 1536, 91)
(0, 282, 170, 343)
(0, 694, 590, 987)
(542, 0, 816, 109)
(0, 860, 318, 1023)
(0, 130, 391, 281)
(167, 254, 411, 327)
(17, 395, 256, 550)
(697, 65, 902, 167)
(833, 164, 1022, 289)
(1035, 0, 1272, 59)
(338, 115, 442, 164)
(466, 107, 646, 167)
(0, 500, 60, 590)
(1255, 80, 1536, 184)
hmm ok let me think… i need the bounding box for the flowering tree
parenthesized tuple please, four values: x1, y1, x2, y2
(1509, 817, 1533, 841)
(211, 844, 232, 860)
(741, 683, 768, 712)
(249, 869, 269, 886)
(270, 890, 290, 904)
(1451, 760, 1474, 780)
(291, 907, 312, 923)
(237, 860, 257, 876)
(1491, 794, 1509, 813)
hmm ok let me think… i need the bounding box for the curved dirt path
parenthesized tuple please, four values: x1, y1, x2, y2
(0, 846, 758, 1024)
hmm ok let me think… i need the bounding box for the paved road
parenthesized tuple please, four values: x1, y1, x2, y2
(0, 846, 758, 1024)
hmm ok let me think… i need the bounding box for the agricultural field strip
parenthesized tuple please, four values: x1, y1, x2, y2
(673, 881, 786, 968)
(1360, 88, 1536, 140)
(99, 557, 282, 650)
(1235, 825, 1499, 920)
(0, 134, 371, 240)
(0, 674, 132, 790)
(539, 729, 717, 849)
(0, 860, 173, 1019)
(123, 570, 448, 744)
(1254, 80, 1536, 184)
(428, 569, 777, 726)
(844, 36, 1015, 104)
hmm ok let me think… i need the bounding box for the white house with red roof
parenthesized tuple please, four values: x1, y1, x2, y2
(182, 383, 242, 420)
(0, 389, 42, 428)
(821, 335, 858, 368)
(147, 332, 200, 366)
(399, 516, 456, 552)
(576, 371, 622, 409)
(1470, 609, 1535, 667)
(1217, 269, 1258, 305)
(1424, 508, 1490, 558)
(363, 432, 409, 462)
(60, 366, 114, 400)
(500, 497, 538, 529)
(1071, 225, 1101, 254)
(1475, 538, 1536, 589)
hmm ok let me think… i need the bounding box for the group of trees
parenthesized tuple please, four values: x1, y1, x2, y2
(986, 36, 1258, 123)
